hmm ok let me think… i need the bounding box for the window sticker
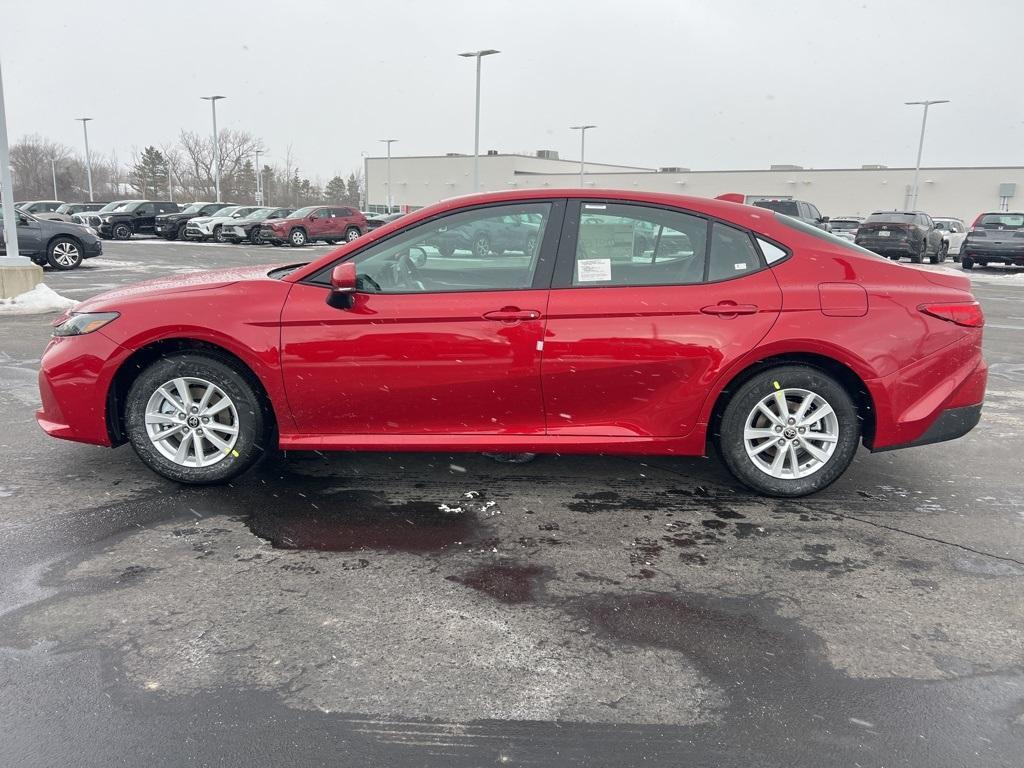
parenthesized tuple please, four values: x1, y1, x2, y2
(734, 263, 747, 270)
(583, 204, 607, 210)
(577, 258, 612, 282)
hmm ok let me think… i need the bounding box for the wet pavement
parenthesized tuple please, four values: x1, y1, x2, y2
(1, 241, 1022, 766)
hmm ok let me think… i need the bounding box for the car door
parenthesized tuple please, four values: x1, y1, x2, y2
(279, 200, 563, 435)
(1, 212, 44, 255)
(541, 200, 783, 438)
(133, 202, 157, 233)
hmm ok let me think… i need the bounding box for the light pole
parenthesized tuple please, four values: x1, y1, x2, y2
(458, 49, 499, 192)
(570, 125, 596, 187)
(166, 158, 174, 203)
(254, 147, 266, 205)
(0, 59, 24, 262)
(201, 95, 226, 202)
(51, 159, 58, 199)
(379, 138, 397, 212)
(905, 99, 949, 210)
(75, 117, 94, 202)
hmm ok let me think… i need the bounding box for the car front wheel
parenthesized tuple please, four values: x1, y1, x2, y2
(124, 354, 269, 485)
(716, 365, 860, 497)
(113, 223, 133, 240)
(46, 237, 83, 270)
(289, 228, 307, 247)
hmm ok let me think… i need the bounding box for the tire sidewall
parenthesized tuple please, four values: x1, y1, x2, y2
(124, 354, 267, 485)
(47, 237, 83, 270)
(289, 228, 306, 247)
(717, 365, 860, 497)
(114, 223, 132, 240)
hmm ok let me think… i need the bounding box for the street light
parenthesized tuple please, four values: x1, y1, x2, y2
(379, 138, 397, 212)
(0, 59, 25, 261)
(458, 49, 500, 192)
(905, 99, 949, 210)
(201, 95, 226, 202)
(75, 117, 94, 202)
(51, 159, 58, 199)
(254, 147, 266, 205)
(570, 125, 597, 187)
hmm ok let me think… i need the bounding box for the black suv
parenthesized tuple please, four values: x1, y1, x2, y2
(855, 211, 946, 263)
(960, 211, 1024, 269)
(155, 202, 235, 241)
(98, 200, 179, 240)
(752, 199, 830, 230)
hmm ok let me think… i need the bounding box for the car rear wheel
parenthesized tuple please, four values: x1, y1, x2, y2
(125, 354, 268, 485)
(931, 242, 948, 264)
(961, 256, 974, 270)
(289, 228, 307, 247)
(345, 227, 361, 242)
(212, 225, 225, 243)
(716, 365, 860, 497)
(113, 223, 133, 240)
(250, 230, 263, 245)
(46, 237, 83, 270)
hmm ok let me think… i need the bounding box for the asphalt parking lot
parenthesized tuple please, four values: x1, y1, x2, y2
(1, 239, 1023, 767)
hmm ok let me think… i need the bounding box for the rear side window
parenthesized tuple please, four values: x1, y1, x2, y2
(977, 213, 1024, 229)
(572, 203, 707, 287)
(708, 223, 763, 281)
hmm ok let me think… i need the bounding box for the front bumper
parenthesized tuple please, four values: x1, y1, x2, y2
(83, 239, 103, 259)
(185, 224, 212, 238)
(258, 227, 287, 242)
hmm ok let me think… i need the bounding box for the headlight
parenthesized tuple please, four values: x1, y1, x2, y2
(101, 215, 112, 223)
(53, 311, 119, 337)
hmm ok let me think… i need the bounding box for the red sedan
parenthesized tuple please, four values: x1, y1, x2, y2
(36, 190, 987, 496)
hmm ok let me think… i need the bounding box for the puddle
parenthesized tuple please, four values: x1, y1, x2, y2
(447, 562, 550, 603)
(245, 489, 480, 552)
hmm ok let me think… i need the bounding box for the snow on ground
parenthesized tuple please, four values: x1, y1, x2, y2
(0, 284, 78, 315)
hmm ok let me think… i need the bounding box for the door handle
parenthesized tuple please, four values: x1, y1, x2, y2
(483, 307, 541, 322)
(700, 303, 758, 316)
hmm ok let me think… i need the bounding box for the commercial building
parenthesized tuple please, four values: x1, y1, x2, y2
(365, 151, 1023, 223)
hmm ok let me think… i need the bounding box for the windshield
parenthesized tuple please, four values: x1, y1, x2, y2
(96, 201, 128, 213)
(55, 204, 74, 214)
(208, 206, 240, 217)
(244, 208, 276, 220)
(976, 213, 1024, 229)
(866, 212, 916, 224)
(178, 204, 204, 215)
(829, 219, 860, 231)
(754, 200, 800, 216)
(290, 206, 317, 218)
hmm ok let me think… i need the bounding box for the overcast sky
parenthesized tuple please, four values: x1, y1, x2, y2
(2, 0, 1022, 180)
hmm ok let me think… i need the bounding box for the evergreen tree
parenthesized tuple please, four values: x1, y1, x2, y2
(129, 146, 167, 198)
(345, 173, 361, 207)
(324, 175, 347, 203)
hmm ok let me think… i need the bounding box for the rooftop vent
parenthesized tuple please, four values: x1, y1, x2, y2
(486, 149, 499, 156)
(445, 152, 466, 157)
(770, 164, 804, 171)
(658, 166, 690, 173)
(861, 164, 888, 169)
(536, 149, 560, 160)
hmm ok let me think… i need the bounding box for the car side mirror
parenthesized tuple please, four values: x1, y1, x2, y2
(819, 216, 829, 223)
(327, 262, 357, 309)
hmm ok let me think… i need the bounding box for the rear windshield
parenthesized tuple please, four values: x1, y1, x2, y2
(830, 219, 860, 230)
(773, 213, 886, 259)
(976, 213, 1024, 229)
(865, 213, 916, 224)
(754, 200, 799, 216)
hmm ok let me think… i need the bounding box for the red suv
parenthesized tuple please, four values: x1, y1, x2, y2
(36, 189, 986, 497)
(258, 205, 366, 247)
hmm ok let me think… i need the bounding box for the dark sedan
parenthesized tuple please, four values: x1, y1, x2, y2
(0, 207, 103, 269)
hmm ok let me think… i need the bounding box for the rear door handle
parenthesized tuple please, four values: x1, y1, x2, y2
(700, 303, 759, 316)
(483, 307, 541, 322)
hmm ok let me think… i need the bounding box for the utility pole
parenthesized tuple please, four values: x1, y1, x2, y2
(570, 125, 597, 187)
(905, 99, 949, 210)
(76, 117, 94, 202)
(458, 49, 500, 192)
(201, 95, 226, 202)
(51, 159, 58, 199)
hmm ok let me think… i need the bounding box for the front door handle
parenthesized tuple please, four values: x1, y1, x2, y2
(483, 307, 542, 322)
(701, 303, 758, 316)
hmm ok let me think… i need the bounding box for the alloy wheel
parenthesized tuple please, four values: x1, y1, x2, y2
(743, 388, 839, 479)
(144, 376, 240, 468)
(52, 241, 80, 267)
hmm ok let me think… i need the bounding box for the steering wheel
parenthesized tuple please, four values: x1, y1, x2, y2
(394, 248, 426, 291)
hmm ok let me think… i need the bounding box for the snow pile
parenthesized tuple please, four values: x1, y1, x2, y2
(0, 284, 78, 315)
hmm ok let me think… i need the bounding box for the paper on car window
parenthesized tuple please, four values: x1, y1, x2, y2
(577, 258, 612, 282)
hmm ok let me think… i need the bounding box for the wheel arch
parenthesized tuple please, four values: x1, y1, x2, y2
(106, 337, 278, 446)
(704, 351, 876, 450)
(46, 232, 84, 254)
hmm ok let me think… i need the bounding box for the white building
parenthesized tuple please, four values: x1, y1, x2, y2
(365, 151, 1022, 224)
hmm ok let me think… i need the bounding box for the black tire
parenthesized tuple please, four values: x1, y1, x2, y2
(716, 365, 861, 497)
(437, 243, 455, 258)
(46, 237, 84, 270)
(961, 256, 974, 270)
(212, 225, 225, 243)
(936, 242, 948, 264)
(289, 228, 307, 247)
(124, 353, 269, 485)
(910, 253, 922, 264)
(249, 230, 263, 245)
(113, 223, 133, 240)
(345, 227, 361, 243)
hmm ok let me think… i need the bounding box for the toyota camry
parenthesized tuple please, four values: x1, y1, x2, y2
(36, 190, 987, 496)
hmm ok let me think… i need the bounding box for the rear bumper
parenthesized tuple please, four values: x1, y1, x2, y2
(856, 240, 920, 257)
(867, 333, 986, 451)
(961, 245, 1024, 264)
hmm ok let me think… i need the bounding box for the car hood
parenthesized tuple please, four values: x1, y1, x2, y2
(74, 264, 281, 311)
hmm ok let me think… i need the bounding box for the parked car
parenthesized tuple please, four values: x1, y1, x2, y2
(751, 199, 830, 230)
(155, 202, 234, 241)
(932, 217, 968, 262)
(0, 207, 102, 269)
(184, 206, 263, 242)
(98, 200, 179, 240)
(854, 211, 946, 263)
(960, 211, 1024, 270)
(424, 211, 540, 257)
(827, 216, 863, 243)
(256, 205, 367, 247)
(36, 190, 986, 497)
(73, 200, 132, 229)
(365, 212, 405, 231)
(222, 207, 295, 243)
(47, 202, 109, 223)
(14, 200, 64, 217)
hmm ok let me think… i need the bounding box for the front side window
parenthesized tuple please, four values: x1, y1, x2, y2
(338, 202, 551, 294)
(572, 203, 706, 287)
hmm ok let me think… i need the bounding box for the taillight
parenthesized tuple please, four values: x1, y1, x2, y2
(920, 302, 984, 328)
